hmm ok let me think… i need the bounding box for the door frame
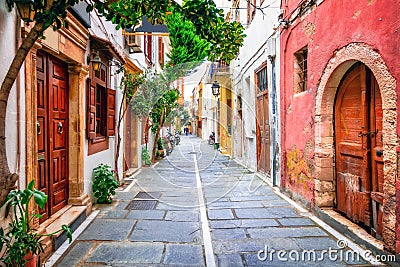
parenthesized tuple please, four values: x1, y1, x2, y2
(314, 43, 397, 251)
(36, 51, 70, 219)
(25, 44, 91, 226)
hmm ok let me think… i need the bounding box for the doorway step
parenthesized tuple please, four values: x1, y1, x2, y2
(39, 205, 87, 259)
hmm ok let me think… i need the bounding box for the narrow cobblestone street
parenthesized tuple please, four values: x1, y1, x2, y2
(52, 136, 372, 267)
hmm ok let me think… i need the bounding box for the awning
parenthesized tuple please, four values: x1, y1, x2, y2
(125, 57, 143, 74)
(90, 35, 126, 64)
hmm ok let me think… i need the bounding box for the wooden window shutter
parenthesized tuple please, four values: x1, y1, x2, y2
(87, 78, 96, 140)
(107, 88, 116, 136)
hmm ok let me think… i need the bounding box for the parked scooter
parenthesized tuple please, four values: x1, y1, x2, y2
(208, 132, 215, 145)
(175, 132, 180, 145)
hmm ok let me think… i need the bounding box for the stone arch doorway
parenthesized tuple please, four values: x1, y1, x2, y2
(334, 62, 383, 238)
(314, 43, 397, 251)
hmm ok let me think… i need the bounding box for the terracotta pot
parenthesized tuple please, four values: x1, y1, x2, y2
(24, 252, 38, 267)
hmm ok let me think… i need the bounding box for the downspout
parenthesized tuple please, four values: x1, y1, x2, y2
(269, 55, 277, 186)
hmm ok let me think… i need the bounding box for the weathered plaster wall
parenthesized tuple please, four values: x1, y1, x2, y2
(280, 0, 399, 252)
(280, 0, 399, 200)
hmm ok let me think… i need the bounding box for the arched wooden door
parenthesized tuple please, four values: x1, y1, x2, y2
(334, 63, 383, 238)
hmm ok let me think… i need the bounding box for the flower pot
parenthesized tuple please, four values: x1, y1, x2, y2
(24, 252, 38, 267)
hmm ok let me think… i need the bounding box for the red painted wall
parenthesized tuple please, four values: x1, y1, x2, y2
(279, 0, 400, 203)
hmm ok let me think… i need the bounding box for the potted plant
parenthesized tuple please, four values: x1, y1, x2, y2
(157, 138, 165, 158)
(92, 164, 120, 204)
(0, 181, 72, 267)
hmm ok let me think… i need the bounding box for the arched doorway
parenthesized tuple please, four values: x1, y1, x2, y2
(334, 63, 383, 238)
(314, 43, 397, 251)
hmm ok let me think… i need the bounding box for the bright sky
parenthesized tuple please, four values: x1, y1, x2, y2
(183, 62, 209, 101)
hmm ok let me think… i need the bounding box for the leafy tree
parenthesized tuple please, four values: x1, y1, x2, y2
(114, 70, 145, 181)
(0, 0, 245, 204)
(166, 10, 209, 66)
(149, 89, 179, 161)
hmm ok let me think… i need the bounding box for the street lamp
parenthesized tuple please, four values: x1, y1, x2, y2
(90, 51, 102, 72)
(211, 81, 220, 150)
(211, 80, 220, 97)
(7, 0, 35, 22)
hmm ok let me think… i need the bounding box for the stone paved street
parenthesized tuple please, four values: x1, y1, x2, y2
(52, 136, 373, 267)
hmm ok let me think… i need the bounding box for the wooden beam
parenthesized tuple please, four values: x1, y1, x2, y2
(122, 30, 169, 37)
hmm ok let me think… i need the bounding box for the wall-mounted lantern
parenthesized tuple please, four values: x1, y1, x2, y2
(211, 81, 220, 97)
(7, 0, 35, 22)
(88, 51, 102, 72)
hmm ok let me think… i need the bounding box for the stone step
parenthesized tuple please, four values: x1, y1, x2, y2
(41, 205, 87, 250)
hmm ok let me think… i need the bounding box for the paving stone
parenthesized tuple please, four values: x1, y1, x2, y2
(213, 239, 263, 254)
(165, 210, 200, 221)
(126, 210, 165, 220)
(156, 202, 198, 210)
(98, 210, 128, 219)
(216, 254, 244, 267)
(208, 209, 234, 219)
(278, 218, 315, 226)
(163, 244, 204, 266)
(208, 201, 264, 209)
(243, 253, 327, 267)
(130, 220, 201, 242)
(294, 237, 339, 250)
(234, 207, 299, 219)
(77, 219, 135, 241)
(56, 242, 93, 267)
(239, 219, 280, 228)
(86, 243, 163, 264)
(211, 228, 247, 240)
(247, 227, 329, 238)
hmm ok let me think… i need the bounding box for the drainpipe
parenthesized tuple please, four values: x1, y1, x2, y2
(268, 55, 277, 186)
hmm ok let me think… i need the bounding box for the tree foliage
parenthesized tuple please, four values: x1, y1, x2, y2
(166, 10, 209, 66)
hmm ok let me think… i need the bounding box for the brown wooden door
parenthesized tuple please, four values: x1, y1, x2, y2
(334, 63, 383, 237)
(256, 92, 270, 173)
(36, 52, 69, 222)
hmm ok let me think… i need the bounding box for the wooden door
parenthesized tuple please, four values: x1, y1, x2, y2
(334, 63, 383, 237)
(36, 52, 69, 222)
(256, 92, 270, 173)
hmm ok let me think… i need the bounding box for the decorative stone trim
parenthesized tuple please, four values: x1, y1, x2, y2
(314, 42, 397, 252)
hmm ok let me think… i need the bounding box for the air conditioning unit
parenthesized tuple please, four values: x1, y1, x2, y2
(126, 34, 142, 53)
(266, 37, 276, 57)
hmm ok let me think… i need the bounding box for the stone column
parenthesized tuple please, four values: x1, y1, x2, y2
(25, 42, 42, 228)
(67, 64, 90, 208)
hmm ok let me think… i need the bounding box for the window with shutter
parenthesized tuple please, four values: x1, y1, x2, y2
(107, 88, 116, 136)
(87, 53, 111, 155)
(86, 78, 96, 140)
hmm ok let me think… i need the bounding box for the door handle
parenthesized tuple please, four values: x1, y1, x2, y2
(375, 149, 383, 157)
(36, 122, 41, 135)
(358, 130, 378, 137)
(57, 122, 63, 134)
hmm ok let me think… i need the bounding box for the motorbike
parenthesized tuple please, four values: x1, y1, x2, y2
(175, 132, 180, 145)
(208, 132, 215, 145)
(163, 132, 174, 155)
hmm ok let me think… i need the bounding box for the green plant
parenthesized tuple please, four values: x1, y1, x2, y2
(141, 147, 152, 166)
(92, 164, 120, 204)
(157, 138, 164, 150)
(0, 181, 72, 267)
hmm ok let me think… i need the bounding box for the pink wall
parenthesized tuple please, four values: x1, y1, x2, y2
(279, 0, 400, 202)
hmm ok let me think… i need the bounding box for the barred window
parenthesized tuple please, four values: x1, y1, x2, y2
(294, 47, 308, 93)
(256, 65, 268, 93)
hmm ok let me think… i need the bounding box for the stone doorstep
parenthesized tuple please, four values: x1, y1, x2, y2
(39, 205, 87, 249)
(124, 167, 139, 178)
(317, 208, 386, 255)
